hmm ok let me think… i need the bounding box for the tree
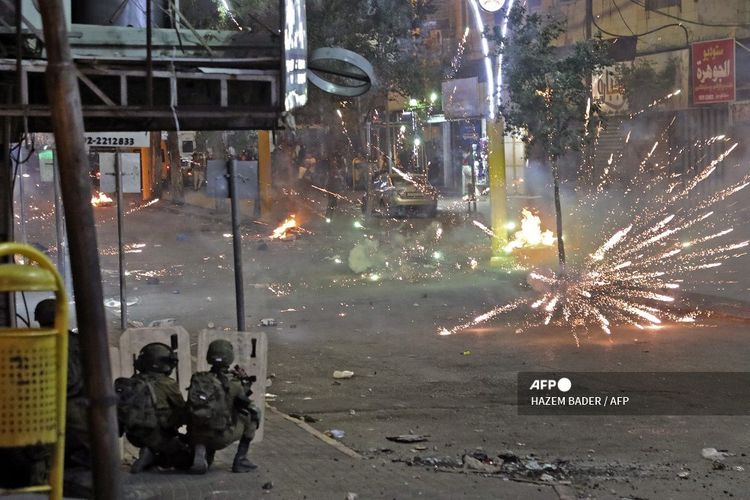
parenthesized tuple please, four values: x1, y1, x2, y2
(490, 5, 611, 270)
(616, 58, 677, 112)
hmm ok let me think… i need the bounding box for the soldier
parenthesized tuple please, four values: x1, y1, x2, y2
(187, 339, 260, 474)
(35, 299, 93, 495)
(114, 343, 190, 473)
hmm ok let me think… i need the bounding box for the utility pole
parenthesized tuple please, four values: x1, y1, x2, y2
(37, 1, 122, 498)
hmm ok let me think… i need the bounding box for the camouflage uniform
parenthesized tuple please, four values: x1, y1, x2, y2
(188, 369, 258, 450)
(117, 342, 190, 473)
(188, 340, 260, 474)
(123, 372, 188, 458)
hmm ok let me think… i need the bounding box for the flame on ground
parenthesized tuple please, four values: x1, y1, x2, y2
(504, 209, 556, 253)
(270, 215, 298, 239)
(91, 191, 114, 207)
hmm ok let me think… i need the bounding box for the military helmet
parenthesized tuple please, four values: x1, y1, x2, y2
(34, 298, 57, 327)
(206, 339, 234, 368)
(135, 342, 178, 374)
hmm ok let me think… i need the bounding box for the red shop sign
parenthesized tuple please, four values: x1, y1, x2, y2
(692, 38, 735, 105)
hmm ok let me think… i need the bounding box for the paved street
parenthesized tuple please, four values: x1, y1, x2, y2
(17, 193, 750, 499)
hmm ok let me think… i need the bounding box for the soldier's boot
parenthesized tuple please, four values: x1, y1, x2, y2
(231, 437, 257, 473)
(130, 447, 156, 474)
(189, 444, 208, 475)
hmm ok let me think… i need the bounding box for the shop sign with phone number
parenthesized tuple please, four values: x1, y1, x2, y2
(84, 132, 149, 148)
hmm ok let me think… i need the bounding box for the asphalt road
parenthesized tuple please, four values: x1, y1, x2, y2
(17, 192, 750, 499)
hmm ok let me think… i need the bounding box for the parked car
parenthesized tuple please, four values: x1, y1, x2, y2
(370, 173, 438, 217)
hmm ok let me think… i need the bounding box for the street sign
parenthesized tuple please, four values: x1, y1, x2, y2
(206, 160, 259, 199)
(692, 38, 735, 105)
(99, 153, 142, 193)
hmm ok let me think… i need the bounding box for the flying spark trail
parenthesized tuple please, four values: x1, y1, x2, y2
(445, 99, 749, 339)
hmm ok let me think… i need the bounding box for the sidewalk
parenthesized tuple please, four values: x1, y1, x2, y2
(122, 407, 562, 500)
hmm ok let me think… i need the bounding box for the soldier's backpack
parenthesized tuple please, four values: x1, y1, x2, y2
(187, 372, 232, 431)
(114, 375, 159, 433)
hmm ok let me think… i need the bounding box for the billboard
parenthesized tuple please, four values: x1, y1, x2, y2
(692, 38, 735, 105)
(283, 0, 308, 111)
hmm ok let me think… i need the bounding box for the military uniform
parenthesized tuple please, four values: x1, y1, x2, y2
(122, 372, 188, 457)
(188, 340, 260, 474)
(116, 342, 190, 473)
(188, 369, 258, 450)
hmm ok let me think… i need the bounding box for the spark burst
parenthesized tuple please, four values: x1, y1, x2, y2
(442, 110, 750, 341)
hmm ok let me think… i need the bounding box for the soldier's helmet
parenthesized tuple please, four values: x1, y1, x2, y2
(34, 298, 56, 328)
(135, 342, 178, 374)
(206, 339, 234, 368)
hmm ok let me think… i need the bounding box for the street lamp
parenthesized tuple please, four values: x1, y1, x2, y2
(478, 0, 503, 12)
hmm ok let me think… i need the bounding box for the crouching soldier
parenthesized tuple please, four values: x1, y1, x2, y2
(187, 340, 260, 474)
(114, 343, 191, 473)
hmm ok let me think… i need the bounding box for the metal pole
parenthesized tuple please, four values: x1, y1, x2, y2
(52, 154, 66, 281)
(146, 0, 154, 107)
(228, 159, 245, 331)
(0, 118, 15, 327)
(37, 2, 122, 498)
(384, 100, 392, 172)
(16, 150, 26, 243)
(115, 153, 126, 330)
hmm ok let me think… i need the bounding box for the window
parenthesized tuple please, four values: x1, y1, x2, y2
(645, 0, 681, 10)
(182, 140, 194, 153)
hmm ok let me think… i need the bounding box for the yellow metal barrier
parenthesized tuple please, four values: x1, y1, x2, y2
(0, 243, 68, 500)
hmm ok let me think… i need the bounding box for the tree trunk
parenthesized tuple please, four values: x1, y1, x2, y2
(551, 158, 566, 272)
(167, 131, 183, 202)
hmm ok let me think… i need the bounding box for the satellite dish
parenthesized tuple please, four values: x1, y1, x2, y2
(307, 47, 375, 98)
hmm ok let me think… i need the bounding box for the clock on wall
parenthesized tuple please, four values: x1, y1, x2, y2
(478, 0, 504, 12)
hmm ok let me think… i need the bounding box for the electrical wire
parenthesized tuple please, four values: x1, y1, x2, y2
(611, 0, 635, 35)
(592, 15, 689, 47)
(628, 0, 750, 29)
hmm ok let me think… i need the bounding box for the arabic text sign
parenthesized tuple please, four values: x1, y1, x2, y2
(692, 38, 735, 105)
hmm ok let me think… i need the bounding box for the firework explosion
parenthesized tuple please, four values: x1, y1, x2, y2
(441, 112, 750, 341)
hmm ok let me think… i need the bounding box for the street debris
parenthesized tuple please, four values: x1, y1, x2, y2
(677, 471, 690, 479)
(260, 318, 277, 327)
(346, 493, 358, 500)
(325, 429, 346, 440)
(104, 297, 140, 308)
(146, 276, 160, 285)
(461, 350, 471, 356)
(333, 370, 354, 379)
(148, 318, 176, 327)
(127, 320, 144, 328)
(386, 434, 429, 443)
(262, 481, 273, 490)
(463, 454, 503, 474)
(265, 393, 278, 401)
(539, 473, 555, 482)
(289, 413, 318, 423)
(701, 447, 734, 461)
